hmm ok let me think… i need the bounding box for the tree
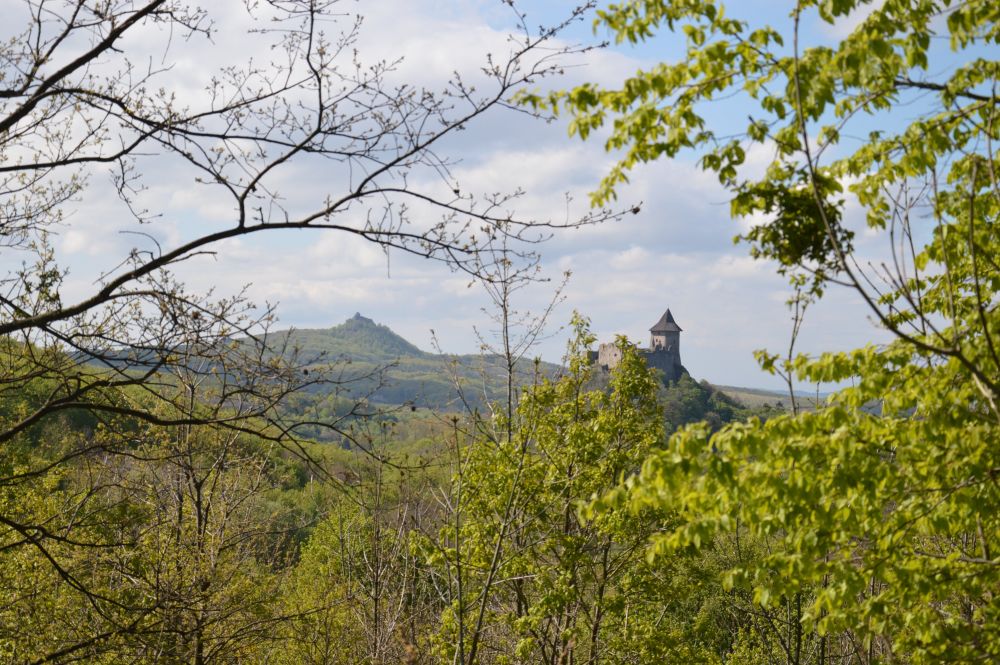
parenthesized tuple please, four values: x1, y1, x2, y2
(425, 321, 736, 664)
(278, 418, 439, 665)
(109, 423, 292, 664)
(530, 0, 1000, 661)
(277, 505, 372, 665)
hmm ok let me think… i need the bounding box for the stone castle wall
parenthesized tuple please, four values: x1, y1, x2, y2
(595, 342, 683, 382)
(642, 346, 682, 382)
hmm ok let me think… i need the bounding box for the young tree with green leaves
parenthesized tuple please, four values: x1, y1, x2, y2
(427, 319, 743, 664)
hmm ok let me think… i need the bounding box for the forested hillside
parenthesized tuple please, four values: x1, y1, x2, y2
(0, 322, 780, 663)
(276, 313, 429, 363)
(268, 313, 561, 417)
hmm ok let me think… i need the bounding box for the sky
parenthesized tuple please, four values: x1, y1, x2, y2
(14, 0, 924, 390)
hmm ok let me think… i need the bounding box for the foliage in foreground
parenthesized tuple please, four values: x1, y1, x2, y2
(537, 0, 1000, 661)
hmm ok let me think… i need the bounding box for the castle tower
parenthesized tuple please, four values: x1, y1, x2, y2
(649, 308, 681, 355)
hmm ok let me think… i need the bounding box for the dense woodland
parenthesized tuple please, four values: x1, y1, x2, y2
(2, 0, 999, 663)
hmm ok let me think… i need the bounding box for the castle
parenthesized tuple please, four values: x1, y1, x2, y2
(592, 308, 684, 382)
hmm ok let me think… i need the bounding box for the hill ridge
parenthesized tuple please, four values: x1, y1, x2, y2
(282, 312, 429, 362)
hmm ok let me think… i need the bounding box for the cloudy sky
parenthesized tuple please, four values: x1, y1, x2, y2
(25, 0, 908, 390)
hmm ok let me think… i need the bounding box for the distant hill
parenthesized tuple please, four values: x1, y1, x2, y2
(269, 314, 560, 428)
(712, 384, 791, 409)
(273, 313, 429, 364)
(712, 384, 830, 412)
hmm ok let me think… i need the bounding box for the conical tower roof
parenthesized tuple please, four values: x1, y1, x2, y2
(650, 308, 682, 333)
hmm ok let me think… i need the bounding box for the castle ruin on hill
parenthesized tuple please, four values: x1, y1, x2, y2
(591, 308, 685, 382)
